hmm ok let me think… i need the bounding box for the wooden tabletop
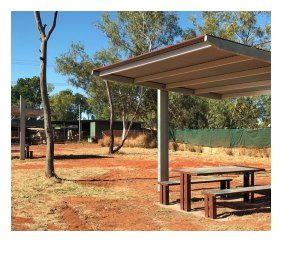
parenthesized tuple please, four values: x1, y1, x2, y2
(173, 165, 265, 175)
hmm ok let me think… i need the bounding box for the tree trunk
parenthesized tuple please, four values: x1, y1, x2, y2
(122, 111, 128, 141)
(34, 11, 58, 178)
(40, 40, 55, 177)
(105, 81, 144, 154)
(112, 88, 145, 154)
(105, 80, 115, 154)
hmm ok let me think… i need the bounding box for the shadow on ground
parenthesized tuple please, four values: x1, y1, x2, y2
(55, 154, 112, 160)
(216, 196, 271, 219)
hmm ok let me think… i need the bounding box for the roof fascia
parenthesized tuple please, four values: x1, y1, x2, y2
(205, 35, 271, 63)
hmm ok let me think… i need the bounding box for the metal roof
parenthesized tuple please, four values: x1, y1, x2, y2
(11, 106, 44, 118)
(92, 34, 271, 99)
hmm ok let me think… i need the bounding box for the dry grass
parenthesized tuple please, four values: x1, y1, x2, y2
(11, 167, 134, 230)
(225, 148, 234, 156)
(169, 143, 204, 153)
(237, 147, 271, 158)
(168, 143, 271, 159)
(98, 134, 157, 148)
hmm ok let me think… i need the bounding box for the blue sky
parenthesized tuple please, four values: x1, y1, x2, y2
(11, 11, 197, 96)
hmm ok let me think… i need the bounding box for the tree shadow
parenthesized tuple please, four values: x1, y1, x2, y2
(57, 175, 179, 183)
(54, 154, 112, 160)
(58, 176, 159, 183)
(169, 197, 204, 206)
(27, 154, 112, 160)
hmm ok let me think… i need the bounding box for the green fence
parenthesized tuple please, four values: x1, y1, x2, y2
(170, 128, 271, 148)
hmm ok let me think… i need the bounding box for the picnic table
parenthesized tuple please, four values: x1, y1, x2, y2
(173, 165, 266, 212)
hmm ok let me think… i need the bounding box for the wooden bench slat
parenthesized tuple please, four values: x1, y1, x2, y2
(204, 185, 271, 196)
(159, 177, 233, 205)
(203, 185, 271, 219)
(158, 177, 232, 186)
(158, 181, 180, 186)
(190, 177, 232, 184)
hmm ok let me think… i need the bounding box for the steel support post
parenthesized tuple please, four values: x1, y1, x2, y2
(78, 105, 81, 142)
(20, 96, 26, 160)
(157, 89, 169, 190)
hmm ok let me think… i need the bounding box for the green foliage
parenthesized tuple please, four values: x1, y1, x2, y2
(55, 43, 107, 119)
(207, 99, 234, 128)
(256, 96, 271, 127)
(137, 89, 157, 129)
(11, 76, 42, 108)
(92, 48, 143, 121)
(97, 11, 182, 57)
(169, 93, 208, 129)
(207, 96, 269, 129)
(50, 89, 89, 121)
(55, 43, 96, 90)
(97, 11, 183, 129)
(230, 97, 260, 128)
(184, 11, 271, 50)
(55, 43, 143, 122)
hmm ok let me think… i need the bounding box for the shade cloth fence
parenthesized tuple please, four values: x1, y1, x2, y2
(170, 128, 271, 148)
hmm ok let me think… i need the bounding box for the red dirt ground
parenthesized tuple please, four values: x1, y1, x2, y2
(11, 143, 271, 231)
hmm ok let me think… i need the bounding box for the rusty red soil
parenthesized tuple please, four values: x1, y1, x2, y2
(11, 143, 271, 231)
(12, 217, 35, 231)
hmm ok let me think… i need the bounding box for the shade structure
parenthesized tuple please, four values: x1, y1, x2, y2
(92, 34, 271, 186)
(11, 99, 44, 160)
(11, 106, 44, 118)
(92, 34, 271, 99)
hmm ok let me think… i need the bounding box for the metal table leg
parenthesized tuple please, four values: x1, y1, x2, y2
(180, 173, 191, 211)
(250, 172, 255, 202)
(183, 173, 191, 211)
(243, 173, 250, 202)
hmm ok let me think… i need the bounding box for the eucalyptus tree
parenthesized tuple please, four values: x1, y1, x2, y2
(91, 48, 145, 153)
(96, 11, 183, 131)
(11, 76, 42, 109)
(97, 11, 182, 56)
(50, 89, 89, 121)
(55, 44, 144, 153)
(184, 11, 271, 49)
(34, 11, 58, 179)
(56, 12, 183, 153)
(169, 93, 209, 129)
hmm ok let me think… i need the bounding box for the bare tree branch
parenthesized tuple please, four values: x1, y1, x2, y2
(46, 12, 58, 41)
(34, 11, 46, 39)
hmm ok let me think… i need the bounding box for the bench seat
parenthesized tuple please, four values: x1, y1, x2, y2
(11, 148, 33, 159)
(203, 185, 271, 219)
(158, 177, 232, 205)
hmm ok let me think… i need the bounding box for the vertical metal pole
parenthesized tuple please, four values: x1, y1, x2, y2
(78, 105, 81, 142)
(63, 122, 66, 142)
(157, 89, 169, 189)
(20, 96, 26, 160)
